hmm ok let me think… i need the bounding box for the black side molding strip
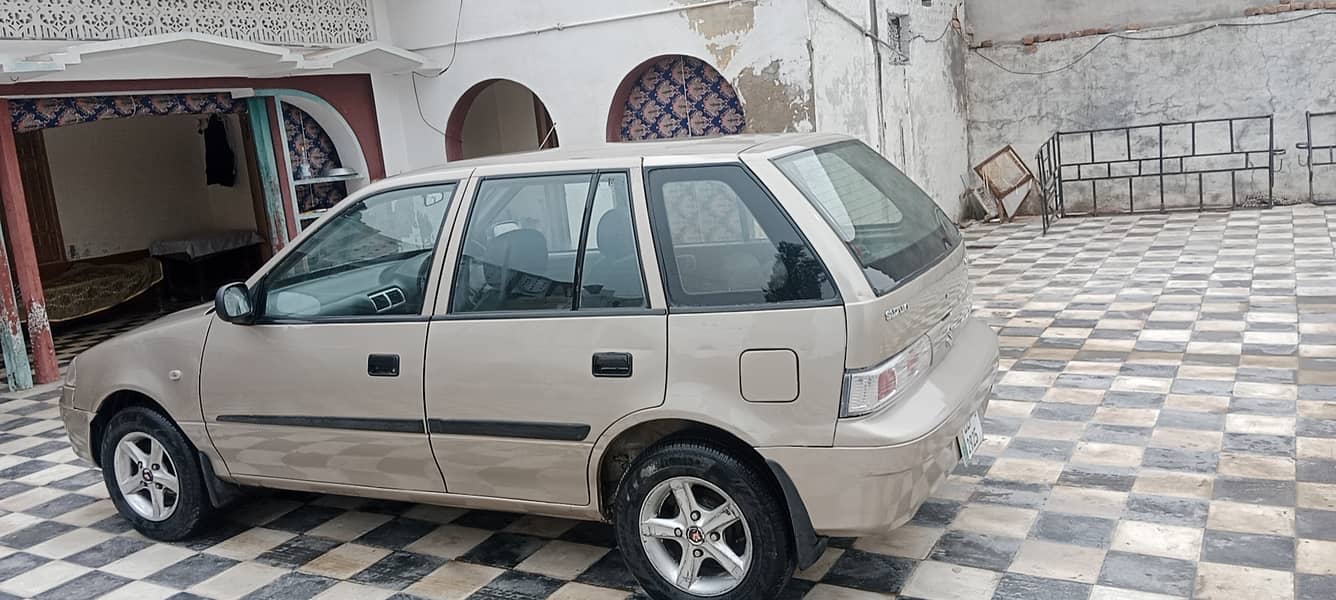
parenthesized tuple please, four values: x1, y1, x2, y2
(214, 415, 591, 442)
(215, 415, 426, 434)
(428, 419, 590, 442)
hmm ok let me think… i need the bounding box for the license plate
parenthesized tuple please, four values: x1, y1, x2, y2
(957, 412, 984, 464)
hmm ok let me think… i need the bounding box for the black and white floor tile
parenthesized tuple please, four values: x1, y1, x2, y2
(0, 206, 1333, 598)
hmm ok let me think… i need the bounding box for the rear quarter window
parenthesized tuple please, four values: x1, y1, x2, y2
(647, 165, 837, 308)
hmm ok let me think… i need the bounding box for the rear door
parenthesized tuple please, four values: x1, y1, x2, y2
(424, 163, 668, 505)
(644, 164, 847, 447)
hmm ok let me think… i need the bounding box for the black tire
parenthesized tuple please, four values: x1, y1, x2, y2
(614, 439, 794, 600)
(99, 406, 213, 541)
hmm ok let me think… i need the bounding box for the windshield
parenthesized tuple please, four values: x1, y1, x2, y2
(773, 141, 960, 295)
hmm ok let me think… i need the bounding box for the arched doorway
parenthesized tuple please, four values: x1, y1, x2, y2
(445, 79, 558, 161)
(608, 55, 746, 142)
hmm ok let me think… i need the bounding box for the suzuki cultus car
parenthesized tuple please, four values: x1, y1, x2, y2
(61, 133, 996, 599)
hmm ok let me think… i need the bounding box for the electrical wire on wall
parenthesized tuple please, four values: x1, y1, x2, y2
(814, 0, 964, 62)
(973, 10, 1336, 76)
(813, 0, 962, 158)
(410, 0, 465, 137)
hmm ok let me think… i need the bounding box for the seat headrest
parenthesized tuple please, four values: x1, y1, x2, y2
(595, 209, 635, 259)
(484, 228, 548, 284)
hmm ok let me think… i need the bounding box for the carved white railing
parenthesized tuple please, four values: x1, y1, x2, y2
(0, 0, 375, 47)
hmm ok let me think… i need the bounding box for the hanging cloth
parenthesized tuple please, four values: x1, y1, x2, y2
(204, 114, 237, 187)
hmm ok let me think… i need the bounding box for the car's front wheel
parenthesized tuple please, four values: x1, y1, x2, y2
(100, 406, 212, 540)
(614, 440, 794, 599)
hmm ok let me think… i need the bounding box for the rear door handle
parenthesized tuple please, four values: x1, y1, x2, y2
(368, 354, 400, 377)
(592, 352, 633, 378)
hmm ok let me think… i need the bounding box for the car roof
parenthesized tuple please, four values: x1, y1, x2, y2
(395, 133, 851, 177)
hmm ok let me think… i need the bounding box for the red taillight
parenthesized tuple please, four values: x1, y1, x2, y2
(842, 335, 934, 418)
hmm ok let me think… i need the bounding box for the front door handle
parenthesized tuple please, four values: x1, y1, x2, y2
(368, 354, 400, 377)
(592, 352, 633, 378)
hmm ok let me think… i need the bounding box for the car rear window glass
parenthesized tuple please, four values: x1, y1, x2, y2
(774, 141, 961, 295)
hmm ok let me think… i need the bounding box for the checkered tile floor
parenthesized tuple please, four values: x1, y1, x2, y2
(0, 206, 1334, 599)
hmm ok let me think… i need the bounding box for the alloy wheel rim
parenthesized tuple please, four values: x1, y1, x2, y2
(112, 431, 180, 522)
(638, 476, 752, 596)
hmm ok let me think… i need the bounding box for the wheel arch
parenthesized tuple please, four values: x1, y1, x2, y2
(89, 389, 173, 468)
(591, 417, 826, 569)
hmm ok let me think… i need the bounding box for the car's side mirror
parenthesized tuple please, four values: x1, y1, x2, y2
(215, 283, 256, 324)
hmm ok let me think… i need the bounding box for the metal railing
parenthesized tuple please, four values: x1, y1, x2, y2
(1298, 110, 1336, 205)
(1037, 115, 1282, 232)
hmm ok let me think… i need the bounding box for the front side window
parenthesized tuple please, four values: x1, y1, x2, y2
(262, 183, 456, 319)
(648, 165, 836, 308)
(452, 172, 646, 314)
(774, 141, 961, 295)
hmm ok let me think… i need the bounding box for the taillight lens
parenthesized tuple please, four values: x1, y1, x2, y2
(842, 335, 932, 418)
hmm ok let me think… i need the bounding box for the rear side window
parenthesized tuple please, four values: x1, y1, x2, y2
(774, 141, 961, 295)
(451, 172, 646, 314)
(647, 165, 836, 308)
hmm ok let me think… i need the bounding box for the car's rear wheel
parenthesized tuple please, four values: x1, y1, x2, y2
(614, 440, 793, 599)
(100, 407, 212, 540)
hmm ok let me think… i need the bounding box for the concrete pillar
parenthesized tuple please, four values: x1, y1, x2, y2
(0, 99, 57, 385)
(0, 225, 32, 391)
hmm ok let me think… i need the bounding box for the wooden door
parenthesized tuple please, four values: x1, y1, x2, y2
(12, 131, 64, 265)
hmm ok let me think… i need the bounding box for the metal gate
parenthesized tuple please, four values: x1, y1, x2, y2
(1037, 115, 1280, 232)
(1298, 110, 1336, 205)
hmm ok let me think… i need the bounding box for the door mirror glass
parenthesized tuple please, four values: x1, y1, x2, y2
(215, 283, 254, 323)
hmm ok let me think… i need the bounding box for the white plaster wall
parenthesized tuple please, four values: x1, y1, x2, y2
(43, 113, 257, 259)
(372, 0, 816, 174)
(966, 13, 1336, 210)
(966, 0, 1257, 43)
(809, 0, 972, 220)
(367, 1, 412, 176)
(809, 0, 879, 150)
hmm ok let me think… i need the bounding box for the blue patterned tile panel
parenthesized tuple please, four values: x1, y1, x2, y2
(619, 56, 746, 141)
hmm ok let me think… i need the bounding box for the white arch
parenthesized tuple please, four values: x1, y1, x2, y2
(271, 92, 372, 195)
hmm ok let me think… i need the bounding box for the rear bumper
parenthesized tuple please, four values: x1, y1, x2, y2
(59, 385, 97, 465)
(759, 317, 997, 537)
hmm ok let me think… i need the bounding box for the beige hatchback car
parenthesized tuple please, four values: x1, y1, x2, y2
(60, 133, 996, 599)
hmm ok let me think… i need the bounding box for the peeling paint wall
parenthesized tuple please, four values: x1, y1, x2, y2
(736, 60, 815, 134)
(373, 0, 815, 175)
(966, 13, 1336, 210)
(675, 0, 757, 70)
(809, 0, 972, 220)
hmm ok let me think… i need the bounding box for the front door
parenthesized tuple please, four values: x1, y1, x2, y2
(201, 182, 461, 491)
(425, 168, 667, 505)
